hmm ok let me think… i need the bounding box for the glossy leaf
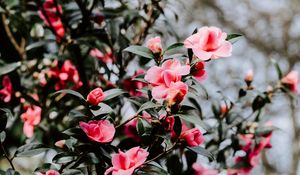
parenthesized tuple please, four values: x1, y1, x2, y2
(186, 146, 214, 161)
(15, 143, 49, 157)
(123, 45, 154, 59)
(0, 62, 21, 76)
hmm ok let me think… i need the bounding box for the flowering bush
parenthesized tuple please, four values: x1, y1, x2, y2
(0, 0, 299, 175)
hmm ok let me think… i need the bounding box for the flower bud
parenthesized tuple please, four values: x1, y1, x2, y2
(87, 87, 105, 106)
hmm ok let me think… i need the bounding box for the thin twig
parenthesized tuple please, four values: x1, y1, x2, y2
(0, 142, 15, 170)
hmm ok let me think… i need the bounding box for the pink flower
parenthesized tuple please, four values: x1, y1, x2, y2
(184, 26, 232, 60)
(122, 69, 147, 96)
(146, 36, 163, 54)
(87, 87, 105, 106)
(38, 0, 65, 40)
(180, 128, 204, 147)
(20, 105, 42, 138)
(105, 147, 149, 175)
(79, 120, 115, 143)
(191, 62, 206, 81)
(281, 70, 298, 93)
(244, 69, 253, 83)
(145, 59, 190, 104)
(192, 163, 218, 175)
(160, 115, 175, 131)
(0, 76, 13, 103)
(37, 170, 60, 175)
(90, 48, 114, 63)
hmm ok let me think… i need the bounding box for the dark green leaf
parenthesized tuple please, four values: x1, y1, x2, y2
(175, 113, 206, 129)
(226, 33, 242, 43)
(173, 116, 182, 137)
(164, 43, 184, 53)
(0, 62, 21, 76)
(137, 118, 152, 136)
(137, 101, 162, 114)
(123, 45, 154, 59)
(52, 152, 77, 164)
(186, 146, 214, 161)
(15, 143, 49, 157)
(0, 131, 6, 142)
(103, 89, 126, 101)
(62, 169, 84, 175)
(51, 89, 85, 101)
(5, 169, 20, 175)
(91, 103, 114, 116)
(271, 59, 283, 79)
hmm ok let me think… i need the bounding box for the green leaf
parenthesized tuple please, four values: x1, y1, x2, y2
(226, 33, 242, 43)
(103, 89, 127, 101)
(52, 152, 77, 164)
(0, 109, 9, 132)
(186, 146, 214, 161)
(91, 103, 114, 116)
(138, 162, 168, 175)
(137, 118, 152, 136)
(0, 62, 21, 76)
(62, 169, 84, 175)
(137, 101, 162, 114)
(25, 40, 55, 51)
(175, 113, 206, 130)
(271, 59, 283, 79)
(0, 131, 6, 142)
(69, 110, 86, 119)
(51, 89, 85, 101)
(15, 143, 49, 157)
(173, 117, 182, 137)
(5, 169, 20, 175)
(123, 45, 154, 59)
(164, 43, 184, 53)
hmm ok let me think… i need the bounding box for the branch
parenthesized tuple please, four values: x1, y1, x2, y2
(0, 141, 15, 170)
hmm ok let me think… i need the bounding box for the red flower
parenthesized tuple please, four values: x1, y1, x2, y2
(180, 128, 205, 147)
(122, 69, 147, 97)
(281, 70, 298, 93)
(0, 76, 13, 103)
(191, 62, 206, 81)
(87, 87, 105, 106)
(38, 0, 65, 40)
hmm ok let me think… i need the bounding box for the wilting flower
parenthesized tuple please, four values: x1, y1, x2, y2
(192, 163, 218, 175)
(145, 59, 190, 104)
(184, 26, 232, 60)
(180, 128, 205, 147)
(105, 147, 149, 175)
(191, 61, 206, 81)
(87, 87, 105, 106)
(122, 69, 147, 96)
(0, 75, 13, 103)
(90, 48, 114, 63)
(20, 105, 42, 138)
(281, 70, 298, 93)
(37, 170, 60, 175)
(38, 0, 64, 40)
(146, 36, 163, 54)
(80, 120, 115, 143)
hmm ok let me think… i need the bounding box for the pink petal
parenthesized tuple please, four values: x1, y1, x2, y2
(192, 48, 213, 61)
(151, 85, 169, 100)
(144, 67, 163, 85)
(23, 123, 34, 138)
(212, 41, 232, 59)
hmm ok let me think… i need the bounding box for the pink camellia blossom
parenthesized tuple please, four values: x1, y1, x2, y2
(87, 87, 105, 106)
(145, 59, 190, 104)
(184, 26, 232, 60)
(105, 147, 149, 175)
(38, 0, 65, 40)
(90, 48, 114, 63)
(160, 115, 175, 131)
(0, 76, 13, 103)
(192, 163, 218, 175)
(180, 128, 204, 147)
(191, 62, 206, 81)
(37, 170, 60, 175)
(20, 105, 42, 138)
(122, 69, 147, 96)
(146, 36, 163, 54)
(79, 120, 115, 143)
(281, 70, 298, 93)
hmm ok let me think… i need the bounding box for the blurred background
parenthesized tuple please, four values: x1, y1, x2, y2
(162, 0, 299, 174)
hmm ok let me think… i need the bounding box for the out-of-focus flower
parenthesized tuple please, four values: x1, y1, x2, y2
(38, 0, 65, 40)
(20, 105, 42, 138)
(124, 112, 152, 141)
(281, 70, 298, 93)
(192, 163, 218, 175)
(244, 69, 253, 83)
(105, 147, 149, 175)
(80, 120, 115, 143)
(146, 36, 163, 54)
(87, 87, 105, 106)
(122, 69, 147, 96)
(145, 59, 190, 104)
(180, 128, 205, 147)
(184, 26, 232, 60)
(48, 60, 82, 90)
(0, 75, 13, 103)
(90, 48, 114, 63)
(37, 170, 60, 175)
(191, 61, 206, 81)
